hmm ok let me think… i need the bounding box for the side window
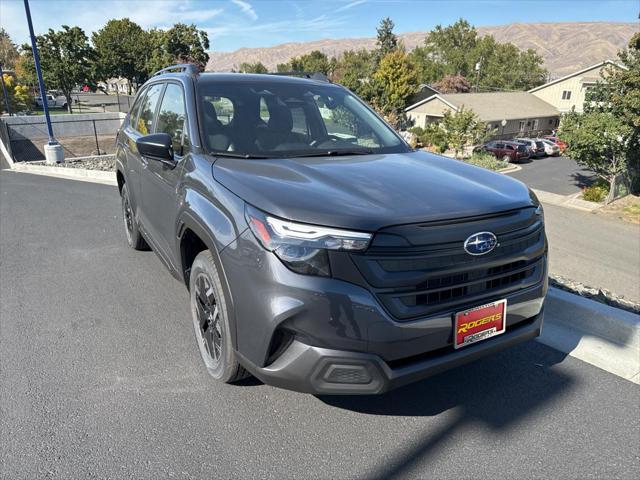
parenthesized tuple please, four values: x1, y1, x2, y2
(156, 83, 189, 156)
(128, 87, 147, 127)
(137, 83, 164, 135)
(495, 143, 505, 149)
(290, 106, 309, 137)
(259, 97, 270, 123)
(211, 97, 234, 125)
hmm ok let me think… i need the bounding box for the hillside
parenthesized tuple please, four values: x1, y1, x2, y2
(205, 22, 637, 79)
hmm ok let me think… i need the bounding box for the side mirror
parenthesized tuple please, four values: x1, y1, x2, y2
(136, 133, 175, 168)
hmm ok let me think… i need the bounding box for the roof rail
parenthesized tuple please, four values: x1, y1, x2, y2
(268, 71, 331, 83)
(153, 64, 199, 77)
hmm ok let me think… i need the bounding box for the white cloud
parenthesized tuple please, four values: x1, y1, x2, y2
(335, 0, 367, 13)
(231, 0, 258, 21)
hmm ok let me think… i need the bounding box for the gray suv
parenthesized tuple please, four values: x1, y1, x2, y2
(116, 65, 548, 395)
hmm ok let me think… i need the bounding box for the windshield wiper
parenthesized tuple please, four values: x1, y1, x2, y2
(210, 152, 271, 159)
(287, 149, 374, 158)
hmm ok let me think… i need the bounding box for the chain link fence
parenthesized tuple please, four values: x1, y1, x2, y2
(0, 113, 124, 162)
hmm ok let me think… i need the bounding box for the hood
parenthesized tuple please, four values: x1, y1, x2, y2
(212, 150, 534, 231)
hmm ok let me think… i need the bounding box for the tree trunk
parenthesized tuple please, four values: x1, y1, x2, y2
(65, 93, 73, 114)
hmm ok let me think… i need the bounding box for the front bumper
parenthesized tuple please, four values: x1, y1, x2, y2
(221, 229, 547, 395)
(238, 309, 543, 395)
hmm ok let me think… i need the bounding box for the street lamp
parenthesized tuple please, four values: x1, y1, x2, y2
(23, 0, 64, 164)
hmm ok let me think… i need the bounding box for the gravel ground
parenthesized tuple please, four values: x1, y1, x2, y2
(27, 155, 116, 171)
(550, 274, 640, 314)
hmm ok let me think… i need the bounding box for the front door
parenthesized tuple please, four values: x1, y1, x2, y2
(139, 82, 190, 269)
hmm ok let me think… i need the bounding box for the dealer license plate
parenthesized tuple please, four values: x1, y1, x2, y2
(454, 299, 507, 349)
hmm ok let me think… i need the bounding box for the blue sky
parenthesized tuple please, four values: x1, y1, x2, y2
(1, 0, 638, 51)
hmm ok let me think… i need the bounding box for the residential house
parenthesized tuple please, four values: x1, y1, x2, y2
(405, 91, 560, 139)
(528, 60, 624, 113)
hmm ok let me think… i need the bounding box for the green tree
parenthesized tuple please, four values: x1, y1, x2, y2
(21, 26, 95, 113)
(575, 32, 640, 192)
(0, 28, 19, 69)
(146, 24, 210, 74)
(280, 50, 332, 75)
(560, 111, 630, 189)
(440, 107, 489, 158)
(376, 17, 398, 58)
(238, 62, 268, 73)
(165, 23, 210, 71)
(332, 49, 376, 100)
(372, 50, 417, 120)
(411, 18, 547, 91)
(92, 19, 148, 94)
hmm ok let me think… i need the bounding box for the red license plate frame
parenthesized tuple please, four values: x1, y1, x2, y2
(454, 299, 507, 349)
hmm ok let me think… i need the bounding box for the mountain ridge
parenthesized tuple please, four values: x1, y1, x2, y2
(206, 22, 638, 79)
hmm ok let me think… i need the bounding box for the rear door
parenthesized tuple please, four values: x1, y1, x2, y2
(139, 82, 190, 267)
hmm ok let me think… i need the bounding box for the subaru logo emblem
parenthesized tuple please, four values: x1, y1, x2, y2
(464, 232, 498, 256)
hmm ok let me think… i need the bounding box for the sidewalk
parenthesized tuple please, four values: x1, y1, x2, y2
(543, 202, 640, 302)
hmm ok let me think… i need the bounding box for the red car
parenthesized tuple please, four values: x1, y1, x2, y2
(477, 140, 530, 163)
(542, 136, 567, 153)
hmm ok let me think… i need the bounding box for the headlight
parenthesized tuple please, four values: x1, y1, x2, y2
(535, 203, 544, 223)
(245, 205, 372, 276)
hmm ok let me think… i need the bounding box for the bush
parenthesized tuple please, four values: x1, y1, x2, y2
(463, 152, 509, 171)
(582, 182, 610, 202)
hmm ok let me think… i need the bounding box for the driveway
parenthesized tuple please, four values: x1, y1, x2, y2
(506, 156, 597, 196)
(1, 171, 638, 479)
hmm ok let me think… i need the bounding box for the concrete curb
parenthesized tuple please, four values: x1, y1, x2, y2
(539, 287, 640, 383)
(497, 164, 522, 174)
(9, 162, 117, 186)
(530, 189, 601, 212)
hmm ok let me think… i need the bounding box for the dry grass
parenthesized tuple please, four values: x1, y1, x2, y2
(596, 195, 640, 224)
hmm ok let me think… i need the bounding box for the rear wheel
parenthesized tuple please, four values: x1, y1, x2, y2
(120, 183, 148, 250)
(189, 250, 249, 383)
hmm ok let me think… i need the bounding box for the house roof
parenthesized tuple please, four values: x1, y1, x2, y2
(528, 60, 626, 93)
(406, 91, 559, 121)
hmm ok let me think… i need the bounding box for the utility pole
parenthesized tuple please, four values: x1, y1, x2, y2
(23, 0, 64, 163)
(474, 60, 482, 93)
(0, 64, 11, 116)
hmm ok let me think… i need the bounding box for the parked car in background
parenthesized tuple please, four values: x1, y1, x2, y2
(542, 136, 567, 153)
(540, 139, 561, 156)
(476, 140, 530, 163)
(35, 94, 68, 109)
(514, 138, 545, 158)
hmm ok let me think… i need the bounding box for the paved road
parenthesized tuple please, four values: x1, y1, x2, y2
(1, 172, 639, 479)
(506, 156, 597, 196)
(544, 203, 640, 302)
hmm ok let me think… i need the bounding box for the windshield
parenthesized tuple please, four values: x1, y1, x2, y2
(197, 79, 409, 158)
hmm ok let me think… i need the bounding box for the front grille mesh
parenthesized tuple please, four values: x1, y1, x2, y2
(351, 211, 545, 320)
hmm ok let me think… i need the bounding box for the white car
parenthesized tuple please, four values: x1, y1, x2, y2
(35, 94, 68, 109)
(539, 139, 560, 156)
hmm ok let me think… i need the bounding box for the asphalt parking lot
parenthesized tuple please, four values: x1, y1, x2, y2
(1, 171, 639, 479)
(506, 155, 597, 196)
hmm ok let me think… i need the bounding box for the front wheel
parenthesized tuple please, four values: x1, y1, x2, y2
(121, 183, 148, 250)
(189, 250, 249, 383)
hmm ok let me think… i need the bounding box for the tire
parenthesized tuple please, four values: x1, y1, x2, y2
(189, 250, 249, 383)
(120, 183, 149, 250)
(502, 155, 511, 163)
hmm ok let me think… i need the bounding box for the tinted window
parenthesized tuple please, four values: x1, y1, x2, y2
(496, 143, 505, 149)
(156, 83, 189, 155)
(128, 87, 147, 128)
(197, 80, 406, 157)
(137, 83, 164, 135)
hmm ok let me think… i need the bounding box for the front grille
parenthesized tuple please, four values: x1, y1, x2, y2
(350, 208, 546, 321)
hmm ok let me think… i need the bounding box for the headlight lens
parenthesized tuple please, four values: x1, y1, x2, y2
(245, 205, 372, 276)
(535, 203, 544, 223)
